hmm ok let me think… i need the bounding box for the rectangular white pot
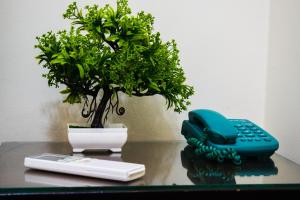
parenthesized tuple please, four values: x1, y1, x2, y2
(67, 123, 128, 153)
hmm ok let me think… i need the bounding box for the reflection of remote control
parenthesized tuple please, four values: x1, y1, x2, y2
(24, 153, 145, 182)
(25, 169, 145, 187)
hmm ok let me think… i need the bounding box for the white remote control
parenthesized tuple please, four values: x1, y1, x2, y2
(24, 153, 145, 182)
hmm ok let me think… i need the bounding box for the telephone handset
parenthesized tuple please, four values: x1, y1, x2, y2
(181, 109, 279, 163)
(188, 109, 238, 144)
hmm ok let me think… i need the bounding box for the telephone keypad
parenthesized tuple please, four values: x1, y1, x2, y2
(230, 119, 274, 145)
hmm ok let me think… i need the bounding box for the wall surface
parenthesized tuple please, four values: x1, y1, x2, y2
(0, 0, 269, 142)
(265, 0, 300, 164)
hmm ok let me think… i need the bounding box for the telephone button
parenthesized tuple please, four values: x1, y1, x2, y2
(242, 130, 251, 134)
(245, 123, 254, 127)
(255, 130, 263, 134)
(246, 134, 254, 137)
(258, 134, 266, 137)
(234, 124, 243, 128)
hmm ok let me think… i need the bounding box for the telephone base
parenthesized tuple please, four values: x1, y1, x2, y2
(181, 119, 279, 159)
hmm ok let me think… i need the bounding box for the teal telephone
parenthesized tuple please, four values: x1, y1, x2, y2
(181, 109, 279, 164)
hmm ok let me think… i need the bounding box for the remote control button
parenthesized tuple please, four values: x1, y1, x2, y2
(255, 138, 261, 141)
(238, 127, 246, 131)
(58, 157, 83, 163)
(255, 130, 263, 134)
(74, 158, 93, 164)
(251, 127, 258, 131)
(240, 138, 246, 142)
(247, 138, 253, 141)
(237, 134, 243, 137)
(264, 138, 272, 142)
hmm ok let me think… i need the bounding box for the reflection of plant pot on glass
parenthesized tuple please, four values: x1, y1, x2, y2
(35, 0, 194, 152)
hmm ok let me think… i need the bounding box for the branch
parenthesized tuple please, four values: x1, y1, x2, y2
(115, 87, 157, 97)
(98, 32, 119, 51)
(61, 78, 100, 97)
(70, 9, 119, 52)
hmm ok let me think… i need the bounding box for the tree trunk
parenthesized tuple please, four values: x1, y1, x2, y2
(91, 87, 112, 128)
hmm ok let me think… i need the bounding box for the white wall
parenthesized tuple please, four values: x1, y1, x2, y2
(265, 0, 300, 164)
(0, 0, 270, 142)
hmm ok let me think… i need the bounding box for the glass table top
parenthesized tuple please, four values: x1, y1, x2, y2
(0, 141, 300, 194)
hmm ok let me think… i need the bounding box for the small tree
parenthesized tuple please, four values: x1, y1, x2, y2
(35, 0, 194, 128)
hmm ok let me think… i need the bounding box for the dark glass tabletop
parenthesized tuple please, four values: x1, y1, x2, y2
(0, 141, 300, 197)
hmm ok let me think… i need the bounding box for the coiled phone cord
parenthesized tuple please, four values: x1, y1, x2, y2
(187, 137, 242, 165)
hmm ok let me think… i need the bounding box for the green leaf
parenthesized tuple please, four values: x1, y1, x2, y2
(96, 26, 101, 33)
(149, 82, 160, 92)
(150, 57, 155, 66)
(62, 49, 70, 60)
(131, 34, 146, 41)
(70, 51, 77, 59)
(103, 20, 114, 28)
(79, 48, 84, 57)
(60, 87, 71, 94)
(107, 6, 115, 17)
(76, 64, 85, 79)
(107, 35, 119, 41)
(50, 58, 66, 65)
(43, 47, 51, 53)
(51, 54, 59, 59)
(118, 39, 127, 47)
(161, 82, 166, 90)
(63, 93, 81, 104)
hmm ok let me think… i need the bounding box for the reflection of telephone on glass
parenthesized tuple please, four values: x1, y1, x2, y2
(181, 109, 279, 164)
(181, 145, 278, 184)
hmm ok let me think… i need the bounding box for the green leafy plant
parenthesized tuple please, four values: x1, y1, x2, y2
(35, 0, 194, 128)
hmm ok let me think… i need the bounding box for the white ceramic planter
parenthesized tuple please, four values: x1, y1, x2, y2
(67, 123, 128, 153)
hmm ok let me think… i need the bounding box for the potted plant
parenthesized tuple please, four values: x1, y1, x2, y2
(35, 0, 194, 152)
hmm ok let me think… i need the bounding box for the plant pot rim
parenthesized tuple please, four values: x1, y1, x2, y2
(67, 123, 127, 129)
